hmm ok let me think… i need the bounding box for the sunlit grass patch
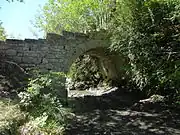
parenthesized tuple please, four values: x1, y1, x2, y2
(20, 115, 65, 135)
(0, 98, 26, 135)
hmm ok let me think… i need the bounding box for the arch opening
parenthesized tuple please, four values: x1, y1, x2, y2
(66, 47, 128, 97)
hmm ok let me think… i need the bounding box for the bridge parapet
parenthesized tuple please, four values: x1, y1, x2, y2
(0, 38, 49, 69)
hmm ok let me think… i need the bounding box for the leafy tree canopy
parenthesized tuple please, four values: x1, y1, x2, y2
(35, 0, 112, 34)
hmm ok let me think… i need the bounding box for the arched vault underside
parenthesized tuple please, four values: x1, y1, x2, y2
(68, 47, 128, 82)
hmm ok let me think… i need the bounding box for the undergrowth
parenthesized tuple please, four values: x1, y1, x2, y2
(18, 70, 73, 135)
(0, 70, 73, 135)
(0, 98, 26, 135)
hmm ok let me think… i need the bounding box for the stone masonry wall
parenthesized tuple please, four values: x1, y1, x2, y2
(0, 31, 110, 73)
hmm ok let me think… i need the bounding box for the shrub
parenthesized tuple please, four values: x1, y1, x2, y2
(110, 0, 180, 98)
(18, 71, 72, 134)
(68, 55, 104, 88)
(0, 99, 26, 135)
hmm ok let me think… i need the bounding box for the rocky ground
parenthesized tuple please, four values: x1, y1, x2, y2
(0, 61, 180, 135)
(0, 60, 29, 99)
(66, 89, 180, 135)
(0, 75, 17, 99)
(68, 86, 118, 97)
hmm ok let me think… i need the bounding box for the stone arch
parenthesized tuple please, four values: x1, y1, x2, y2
(47, 31, 110, 72)
(65, 41, 110, 73)
(0, 30, 128, 99)
(0, 30, 128, 81)
(46, 31, 128, 82)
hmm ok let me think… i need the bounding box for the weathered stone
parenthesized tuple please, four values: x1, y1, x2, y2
(46, 54, 56, 59)
(13, 56, 22, 63)
(42, 58, 48, 64)
(6, 39, 24, 44)
(22, 47, 29, 51)
(22, 57, 41, 64)
(50, 47, 63, 52)
(0, 30, 114, 74)
(41, 46, 49, 51)
(47, 59, 60, 63)
(139, 95, 165, 103)
(17, 52, 23, 56)
(44, 63, 54, 70)
(20, 64, 36, 68)
(0, 45, 7, 50)
(6, 49, 17, 56)
(23, 51, 39, 57)
(24, 39, 38, 43)
(0, 41, 5, 45)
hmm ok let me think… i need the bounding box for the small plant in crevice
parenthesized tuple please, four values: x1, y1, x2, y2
(18, 71, 72, 134)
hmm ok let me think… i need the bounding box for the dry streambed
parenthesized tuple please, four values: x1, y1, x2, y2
(66, 89, 180, 135)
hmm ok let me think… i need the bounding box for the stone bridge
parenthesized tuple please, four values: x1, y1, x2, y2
(0, 31, 127, 81)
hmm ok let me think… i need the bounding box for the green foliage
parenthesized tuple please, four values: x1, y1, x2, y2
(20, 114, 65, 135)
(18, 71, 71, 134)
(110, 0, 180, 97)
(0, 99, 26, 135)
(68, 55, 103, 86)
(35, 0, 111, 34)
(0, 22, 6, 41)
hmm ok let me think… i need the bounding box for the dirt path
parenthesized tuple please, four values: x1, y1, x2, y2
(65, 90, 180, 135)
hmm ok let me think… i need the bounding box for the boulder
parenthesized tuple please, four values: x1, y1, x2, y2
(139, 94, 165, 103)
